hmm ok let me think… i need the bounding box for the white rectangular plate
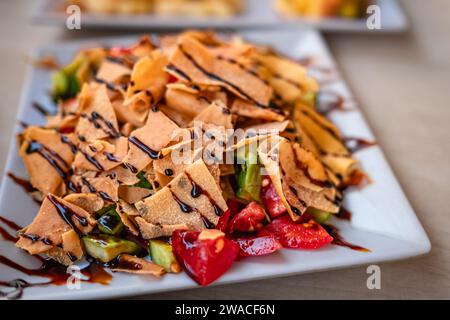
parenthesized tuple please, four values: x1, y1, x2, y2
(0, 29, 429, 300)
(32, 0, 408, 33)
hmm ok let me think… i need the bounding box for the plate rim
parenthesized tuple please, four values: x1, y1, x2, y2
(31, 0, 409, 33)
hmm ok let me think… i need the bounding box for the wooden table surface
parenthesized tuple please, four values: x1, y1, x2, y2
(0, 0, 448, 299)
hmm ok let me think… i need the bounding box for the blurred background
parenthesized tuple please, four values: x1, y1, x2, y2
(0, 0, 449, 299)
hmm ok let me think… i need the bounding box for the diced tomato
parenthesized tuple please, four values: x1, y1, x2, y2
(216, 199, 245, 232)
(171, 229, 239, 286)
(216, 209, 231, 232)
(261, 177, 286, 218)
(109, 46, 132, 57)
(228, 202, 266, 234)
(59, 127, 75, 134)
(234, 235, 282, 257)
(258, 216, 333, 250)
(168, 74, 179, 83)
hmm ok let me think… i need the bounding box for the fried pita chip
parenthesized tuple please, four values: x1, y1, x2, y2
(135, 159, 227, 231)
(135, 217, 188, 239)
(64, 193, 104, 215)
(16, 195, 95, 255)
(255, 54, 319, 103)
(118, 185, 153, 204)
(191, 100, 233, 129)
(71, 174, 119, 203)
(19, 127, 76, 196)
(111, 254, 165, 276)
(76, 83, 120, 141)
(125, 50, 169, 105)
(168, 36, 273, 107)
(123, 110, 179, 172)
(231, 99, 285, 122)
(117, 200, 140, 235)
(73, 137, 128, 172)
(96, 59, 131, 83)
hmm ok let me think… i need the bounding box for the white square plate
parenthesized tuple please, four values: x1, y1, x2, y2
(32, 0, 408, 33)
(0, 29, 429, 300)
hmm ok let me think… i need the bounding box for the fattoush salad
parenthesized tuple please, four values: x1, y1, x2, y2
(13, 31, 365, 286)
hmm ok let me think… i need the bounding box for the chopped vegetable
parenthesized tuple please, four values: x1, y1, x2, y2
(258, 215, 333, 249)
(51, 57, 83, 102)
(97, 208, 124, 235)
(172, 229, 239, 286)
(307, 208, 332, 224)
(82, 234, 140, 263)
(235, 150, 262, 202)
(233, 235, 282, 257)
(149, 240, 181, 273)
(133, 171, 153, 189)
(228, 201, 266, 234)
(261, 177, 286, 218)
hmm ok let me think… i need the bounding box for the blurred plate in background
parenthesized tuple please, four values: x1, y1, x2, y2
(32, 0, 408, 33)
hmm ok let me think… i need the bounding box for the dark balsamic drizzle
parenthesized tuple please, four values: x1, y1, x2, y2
(47, 195, 88, 235)
(60, 135, 78, 154)
(200, 215, 215, 229)
(80, 178, 114, 202)
(0, 216, 22, 231)
(123, 162, 138, 174)
(0, 255, 112, 299)
(216, 55, 269, 85)
(168, 188, 193, 213)
(323, 224, 369, 252)
(80, 112, 121, 138)
(185, 173, 224, 217)
(93, 77, 127, 92)
(20, 233, 53, 246)
(19, 121, 30, 129)
(343, 137, 377, 154)
(25, 140, 69, 180)
(104, 152, 119, 162)
(31, 101, 54, 117)
(317, 91, 349, 114)
(335, 207, 352, 221)
(128, 136, 160, 159)
(7, 172, 36, 194)
(291, 145, 333, 189)
(0, 225, 18, 243)
(166, 63, 192, 81)
(79, 149, 104, 171)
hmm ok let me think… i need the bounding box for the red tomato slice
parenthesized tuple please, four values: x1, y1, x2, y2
(261, 177, 286, 218)
(109, 46, 132, 57)
(216, 209, 231, 233)
(172, 229, 239, 286)
(258, 215, 333, 249)
(59, 127, 75, 134)
(234, 235, 282, 257)
(168, 74, 179, 83)
(216, 199, 246, 232)
(228, 202, 266, 234)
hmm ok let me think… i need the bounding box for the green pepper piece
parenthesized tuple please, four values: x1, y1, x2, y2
(98, 209, 124, 236)
(236, 150, 262, 202)
(308, 208, 332, 224)
(149, 240, 181, 273)
(82, 234, 140, 263)
(133, 171, 153, 189)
